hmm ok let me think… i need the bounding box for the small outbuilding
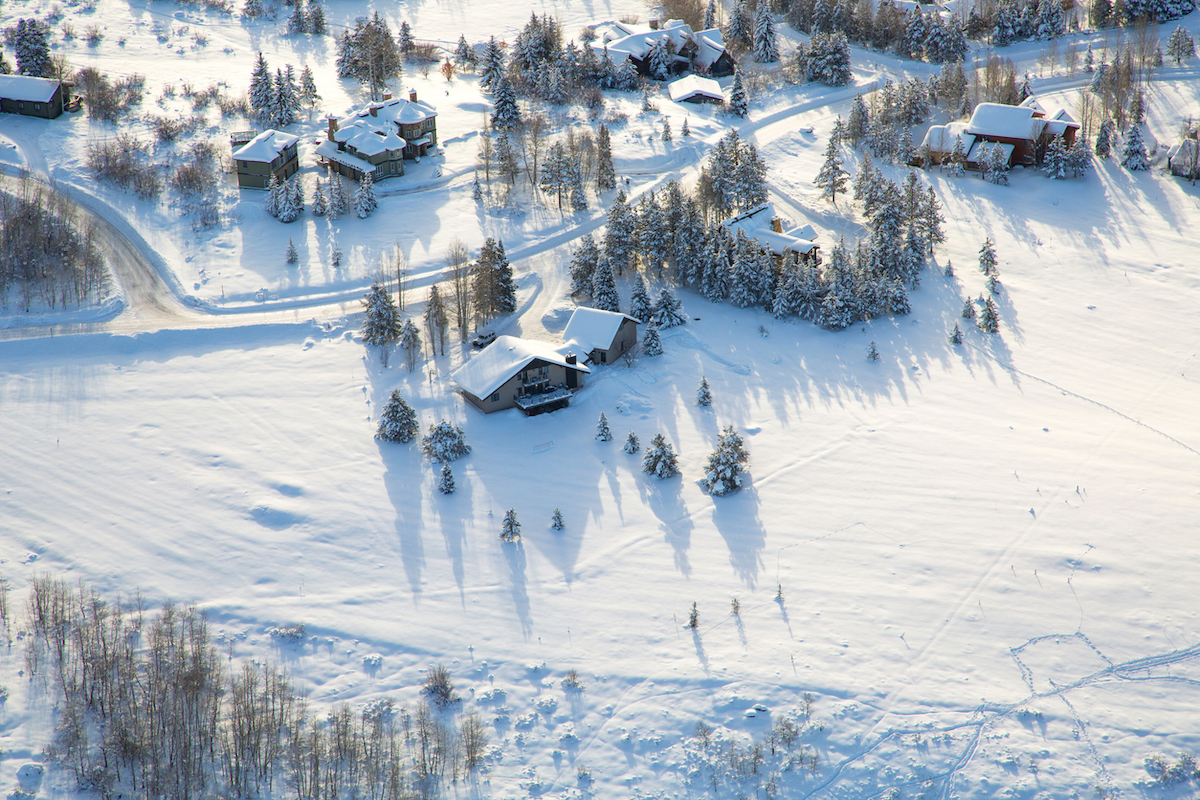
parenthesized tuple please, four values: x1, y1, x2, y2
(667, 75, 724, 105)
(563, 307, 639, 365)
(452, 336, 590, 415)
(232, 129, 300, 189)
(0, 75, 71, 119)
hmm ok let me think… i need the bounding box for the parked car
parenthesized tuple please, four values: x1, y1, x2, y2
(472, 330, 496, 348)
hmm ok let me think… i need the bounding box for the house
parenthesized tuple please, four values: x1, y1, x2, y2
(231, 129, 300, 189)
(0, 75, 71, 119)
(915, 121, 976, 166)
(590, 19, 734, 78)
(315, 91, 437, 183)
(563, 308, 639, 365)
(723, 203, 820, 263)
(451, 336, 590, 415)
(934, 100, 1082, 169)
(667, 75, 723, 105)
(1167, 122, 1200, 181)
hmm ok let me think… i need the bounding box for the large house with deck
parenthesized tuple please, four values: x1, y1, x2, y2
(918, 98, 1080, 169)
(590, 19, 734, 78)
(315, 91, 437, 183)
(452, 336, 590, 415)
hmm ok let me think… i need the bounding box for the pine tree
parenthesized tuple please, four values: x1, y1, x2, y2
(815, 137, 849, 203)
(978, 238, 997, 274)
(653, 286, 688, 328)
(1043, 133, 1067, 179)
(454, 34, 476, 68)
(264, 174, 282, 218)
(285, 237, 298, 264)
(753, 1, 780, 62)
(501, 508, 521, 542)
(1166, 25, 1195, 65)
(604, 191, 635, 274)
(250, 52, 275, 123)
(422, 420, 471, 462)
(438, 463, 455, 494)
(492, 239, 517, 314)
(643, 318, 663, 356)
(642, 433, 680, 478)
(682, 118, 691, 137)
(551, 508, 565, 530)
(243, 0, 264, 18)
(705, 0, 718, 28)
(647, 36, 672, 80)
(662, 118, 673, 142)
(282, 175, 304, 224)
(728, 70, 749, 117)
(978, 296, 1000, 332)
(355, 171, 378, 218)
(687, 602, 699, 628)
(623, 431, 640, 454)
(569, 164, 588, 211)
(306, 0, 327, 34)
(272, 66, 299, 128)
(729, 0, 752, 45)
(596, 124, 616, 191)
(288, 0, 308, 35)
(570, 234, 600, 296)
(424, 285, 449, 355)
(299, 65, 321, 110)
(1130, 88, 1146, 124)
(1065, 137, 1094, 178)
(596, 412, 613, 442)
(962, 296, 977, 320)
(591, 259, 620, 312)
(331, 242, 343, 268)
(361, 280, 401, 363)
(14, 19, 52, 78)
(949, 322, 963, 344)
(948, 134, 967, 177)
(1121, 124, 1149, 171)
(397, 21, 414, 55)
(867, 341, 880, 361)
(327, 170, 347, 219)
(847, 95, 870, 147)
(491, 74, 522, 130)
(400, 319, 422, 371)
(376, 390, 420, 443)
(626, 274, 651, 322)
(702, 425, 749, 496)
(696, 376, 712, 407)
(1095, 119, 1114, 158)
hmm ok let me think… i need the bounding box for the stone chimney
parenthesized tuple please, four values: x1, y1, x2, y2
(565, 352, 577, 365)
(771, 217, 783, 234)
(370, 104, 378, 117)
(650, 18, 660, 29)
(409, 89, 418, 103)
(383, 92, 392, 101)
(327, 117, 338, 140)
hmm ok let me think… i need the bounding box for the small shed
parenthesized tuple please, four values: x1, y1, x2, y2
(667, 75, 724, 105)
(0, 75, 69, 119)
(452, 336, 590, 415)
(232, 129, 300, 189)
(563, 308, 639, 365)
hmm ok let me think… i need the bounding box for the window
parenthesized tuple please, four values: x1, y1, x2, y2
(490, 392, 500, 402)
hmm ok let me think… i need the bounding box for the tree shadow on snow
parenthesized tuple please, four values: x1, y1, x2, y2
(377, 440, 428, 603)
(638, 475, 694, 577)
(502, 541, 533, 641)
(709, 483, 767, 588)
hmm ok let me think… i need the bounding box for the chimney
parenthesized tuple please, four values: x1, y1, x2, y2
(370, 104, 378, 117)
(383, 92, 392, 101)
(409, 89, 418, 103)
(771, 217, 783, 233)
(565, 352, 577, 365)
(650, 18, 660, 29)
(327, 116, 338, 140)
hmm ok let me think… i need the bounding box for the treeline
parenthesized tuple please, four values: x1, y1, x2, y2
(787, 0, 968, 64)
(26, 575, 485, 800)
(0, 176, 108, 312)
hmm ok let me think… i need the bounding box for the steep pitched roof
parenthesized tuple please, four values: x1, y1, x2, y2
(966, 103, 1045, 141)
(452, 336, 590, 400)
(232, 129, 299, 163)
(563, 308, 638, 354)
(0, 75, 61, 103)
(668, 74, 723, 103)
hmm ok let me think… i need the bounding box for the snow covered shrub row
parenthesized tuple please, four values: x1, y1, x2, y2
(87, 135, 163, 199)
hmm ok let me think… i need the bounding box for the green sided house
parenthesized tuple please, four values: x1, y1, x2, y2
(231, 129, 300, 189)
(0, 75, 71, 119)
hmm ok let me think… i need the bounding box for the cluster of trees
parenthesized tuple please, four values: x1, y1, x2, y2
(601, 413, 749, 494)
(264, 174, 305, 222)
(836, 80, 933, 165)
(7, 18, 52, 76)
(793, 32, 853, 86)
(477, 119, 614, 207)
(0, 177, 108, 312)
(249, 53, 319, 128)
(788, 0, 966, 64)
(284, 0, 327, 35)
(27, 575, 485, 800)
(336, 13, 403, 100)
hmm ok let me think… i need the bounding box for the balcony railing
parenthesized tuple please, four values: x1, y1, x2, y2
(514, 385, 574, 412)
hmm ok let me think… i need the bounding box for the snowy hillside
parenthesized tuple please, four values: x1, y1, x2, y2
(3, 0, 1200, 797)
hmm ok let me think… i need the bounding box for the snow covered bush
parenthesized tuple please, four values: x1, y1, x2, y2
(623, 432, 640, 454)
(701, 426, 749, 496)
(422, 421, 471, 462)
(422, 664, 459, 708)
(642, 434, 681, 478)
(376, 390, 419, 443)
(438, 464, 455, 494)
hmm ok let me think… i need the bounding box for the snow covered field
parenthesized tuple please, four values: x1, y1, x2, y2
(3, 0, 1200, 796)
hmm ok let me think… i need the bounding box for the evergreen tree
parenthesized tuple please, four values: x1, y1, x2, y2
(355, 171, 378, 218)
(250, 52, 275, 123)
(591, 258, 621, 312)
(400, 319, 422, 371)
(705, 0, 718, 28)
(331, 242, 343, 268)
(815, 137, 849, 203)
(422, 420, 471, 462)
(336, 30, 357, 78)
(243, 0, 264, 18)
(642, 433, 680, 478)
(962, 296, 977, 320)
(438, 463, 455, 494)
(376, 390, 420, 443)
(491, 75, 522, 130)
(682, 118, 691, 137)
(804, 32, 852, 86)
(978, 296, 1000, 332)
(604, 191, 635, 274)
(696, 375, 712, 406)
(1121, 124, 1149, 170)
(647, 36, 672, 80)
(629, 273, 653, 321)
(14, 19, 52, 78)
(278, 176, 303, 223)
(1043, 133, 1067, 179)
(454, 34, 476, 68)
(299, 65, 321, 110)
(285, 237, 298, 264)
(978, 238, 997, 274)
(753, 1, 780, 62)
(397, 21, 414, 55)
(1066, 137, 1094, 178)
(361, 280, 401, 363)
(306, 0, 327, 34)
(596, 124, 616, 192)
(1166, 25, 1196, 65)
(948, 134, 967, 177)
(273, 65, 299, 128)
(662, 118, 673, 142)
(570, 234, 600, 296)
(1095, 119, 1114, 158)
(643, 318, 663, 356)
(569, 164, 588, 211)
(551, 508, 565, 530)
(1130, 88, 1146, 124)
(492, 239, 516, 314)
(728, 70, 749, 117)
(288, 0, 308, 35)
(596, 412, 613, 442)
(501, 508, 521, 542)
(847, 94, 871, 146)
(728, 0, 752, 46)
(424, 285, 449, 355)
(867, 340, 880, 361)
(702, 425, 749, 496)
(480, 37, 506, 90)
(624, 431, 640, 454)
(327, 170, 348, 219)
(653, 286, 688, 328)
(264, 174, 282, 218)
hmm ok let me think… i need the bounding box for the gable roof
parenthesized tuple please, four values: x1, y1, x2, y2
(563, 308, 638, 354)
(921, 121, 976, 154)
(966, 102, 1044, 141)
(668, 74, 723, 103)
(232, 129, 299, 163)
(0, 75, 61, 103)
(451, 336, 590, 400)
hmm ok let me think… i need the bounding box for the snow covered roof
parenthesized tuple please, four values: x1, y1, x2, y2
(966, 103, 1044, 141)
(921, 122, 976, 154)
(668, 75, 723, 103)
(315, 138, 374, 175)
(588, 18, 725, 67)
(563, 308, 638, 354)
(0, 75, 61, 103)
(336, 120, 406, 157)
(1018, 96, 1048, 116)
(722, 203, 819, 255)
(452, 336, 590, 400)
(337, 95, 436, 135)
(232, 129, 299, 163)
